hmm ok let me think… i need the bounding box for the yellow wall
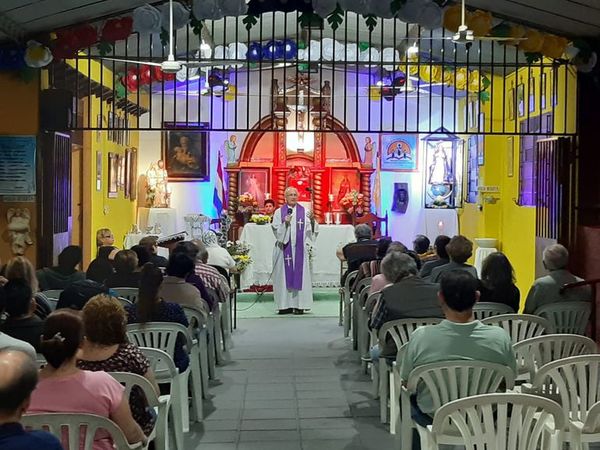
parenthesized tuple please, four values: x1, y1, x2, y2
(0, 73, 39, 266)
(459, 62, 577, 310)
(82, 98, 139, 266)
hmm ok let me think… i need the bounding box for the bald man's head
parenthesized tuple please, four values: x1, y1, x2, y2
(0, 350, 38, 419)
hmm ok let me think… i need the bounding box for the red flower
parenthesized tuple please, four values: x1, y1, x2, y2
(71, 24, 98, 49)
(101, 17, 133, 43)
(52, 29, 78, 59)
(123, 67, 139, 92)
(139, 64, 152, 85)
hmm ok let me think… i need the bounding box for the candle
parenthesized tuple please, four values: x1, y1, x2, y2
(265, 192, 271, 200)
(334, 212, 341, 225)
(328, 194, 335, 202)
(437, 220, 444, 233)
(325, 212, 332, 224)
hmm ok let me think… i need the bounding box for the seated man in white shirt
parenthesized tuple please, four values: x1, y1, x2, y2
(400, 270, 516, 448)
(523, 243, 591, 314)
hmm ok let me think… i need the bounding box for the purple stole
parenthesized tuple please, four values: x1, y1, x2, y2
(281, 203, 305, 291)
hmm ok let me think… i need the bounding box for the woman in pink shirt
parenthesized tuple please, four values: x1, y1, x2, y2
(28, 310, 146, 450)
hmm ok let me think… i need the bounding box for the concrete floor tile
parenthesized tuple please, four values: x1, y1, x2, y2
(301, 439, 363, 450)
(238, 430, 300, 441)
(298, 407, 352, 418)
(240, 419, 298, 431)
(242, 408, 298, 420)
(299, 418, 357, 429)
(298, 397, 348, 408)
(205, 409, 242, 421)
(244, 399, 297, 409)
(301, 427, 360, 440)
(200, 419, 241, 431)
(196, 430, 239, 443)
(237, 441, 302, 450)
(245, 390, 296, 400)
(295, 382, 343, 391)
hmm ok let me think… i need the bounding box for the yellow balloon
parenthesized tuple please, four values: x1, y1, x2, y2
(443, 5, 464, 33)
(506, 25, 526, 47)
(455, 68, 467, 90)
(419, 66, 432, 83)
(369, 86, 381, 101)
(224, 85, 237, 101)
(541, 35, 568, 59)
(467, 10, 493, 37)
(468, 70, 483, 93)
(519, 29, 544, 53)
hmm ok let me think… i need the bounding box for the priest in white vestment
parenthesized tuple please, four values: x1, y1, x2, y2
(272, 187, 319, 314)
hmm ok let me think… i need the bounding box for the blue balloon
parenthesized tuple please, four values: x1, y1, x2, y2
(282, 39, 297, 60)
(247, 42, 262, 62)
(262, 40, 284, 60)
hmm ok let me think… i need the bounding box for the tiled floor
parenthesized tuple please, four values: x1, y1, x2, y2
(184, 317, 396, 450)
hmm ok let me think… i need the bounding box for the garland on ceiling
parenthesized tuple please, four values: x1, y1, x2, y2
(0, 0, 596, 85)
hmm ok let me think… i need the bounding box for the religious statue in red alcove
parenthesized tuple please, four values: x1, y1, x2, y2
(288, 166, 312, 201)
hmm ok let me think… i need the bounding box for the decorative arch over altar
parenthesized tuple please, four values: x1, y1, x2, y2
(226, 113, 374, 225)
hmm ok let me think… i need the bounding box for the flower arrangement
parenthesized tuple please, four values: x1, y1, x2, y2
(250, 214, 271, 225)
(226, 240, 253, 272)
(339, 190, 365, 215)
(237, 192, 258, 213)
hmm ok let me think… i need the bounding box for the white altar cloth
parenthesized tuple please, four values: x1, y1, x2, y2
(424, 208, 459, 242)
(239, 223, 356, 289)
(137, 207, 177, 237)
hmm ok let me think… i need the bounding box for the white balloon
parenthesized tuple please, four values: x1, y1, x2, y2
(321, 38, 335, 61)
(565, 45, 580, 60)
(214, 45, 226, 59)
(359, 47, 380, 67)
(309, 40, 321, 61)
(298, 48, 307, 61)
(227, 42, 248, 67)
(397, 0, 427, 23)
(381, 47, 400, 71)
(333, 41, 346, 61)
(176, 66, 198, 82)
(312, 0, 337, 18)
(577, 51, 597, 73)
(345, 43, 358, 61)
(418, 2, 442, 30)
(158, 2, 190, 30)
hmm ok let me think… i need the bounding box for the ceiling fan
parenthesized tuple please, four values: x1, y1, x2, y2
(420, 0, 527, 45)
(98, 0, 228, 72)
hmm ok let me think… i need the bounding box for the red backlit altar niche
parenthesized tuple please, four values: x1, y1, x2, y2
(226, 74, 374, 224)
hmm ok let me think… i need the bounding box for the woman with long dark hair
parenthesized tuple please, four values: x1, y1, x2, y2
(479, 252, 520, 312)
(124, 263, 189, 372)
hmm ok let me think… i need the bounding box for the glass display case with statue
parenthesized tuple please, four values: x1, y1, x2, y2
(422, 127, 464, 209)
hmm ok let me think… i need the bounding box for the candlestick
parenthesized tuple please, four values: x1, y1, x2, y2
(328, 194, 335, 202)
(265, 192, 271, 200)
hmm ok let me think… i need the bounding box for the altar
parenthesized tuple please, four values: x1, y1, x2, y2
(239, 223, 355, 289)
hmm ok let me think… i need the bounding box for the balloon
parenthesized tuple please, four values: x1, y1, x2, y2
(133, 4, 162, 34)
(454, 67, 467, 90)
(152, 65, 164, 82)
(124, 68, 140, 91)
(382, 47, 399, 71)
(227, 42, 248, 67)
(419, 3, 442, 30)
(139, 64, 152, 84)
(506, 25, 526, 46)
(158, 2, 190, 30)
(282, 39, 297, 60)
(345, 43, 358, 61)
(359, 47, 380, 66)
(333, 41, 345, 61)
(214, 45, 226, 60)
(466, 10, 493, 36)
(224, 84, 237, 101)
(369, 86, 381, 101)
(442, 4, 463, 33)
(312, 0, 337, 18)
(519, 29, 544, 53)
(262, 40, 283, 60)
(247, 42, 262, 62)
(574, 51, 597, 73)
(541, 35, 568, 59)
(24, 41, 53, 68)
(321, 38, 335, 61)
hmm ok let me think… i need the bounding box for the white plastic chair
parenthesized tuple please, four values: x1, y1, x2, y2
(139, 347, 183, 450)
(182, 306, 211, 395)
(211, 304, 225, 365)
(423, 393, 565, 450)
(340, 270, 359, 337)
(481, 313, 553, 344)
(112, 287, 139, 304)
(109, 372, 168, 450)
(400, 360, 516, 450)
(41, 290, 63, 311)
(22, 412, 143, 450)
(118, 297, 134, 308)
(472, 302, 514, 320)
(535, 301, 592, 335)
(376, 318, 442, 428)
(513, 334, 597, 382)
(531, 354, 600, 450)
(126, 323, 203, 433)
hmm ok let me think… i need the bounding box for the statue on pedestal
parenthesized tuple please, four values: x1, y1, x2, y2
(146, 160, 170, 208)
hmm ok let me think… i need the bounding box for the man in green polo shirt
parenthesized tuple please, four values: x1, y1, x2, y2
(400, 270, 516, 417)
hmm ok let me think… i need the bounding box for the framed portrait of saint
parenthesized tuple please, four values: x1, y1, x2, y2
(162, 122, 209, 181)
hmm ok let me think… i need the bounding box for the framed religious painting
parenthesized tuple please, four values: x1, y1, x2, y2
(117, 153, 126, 191)
(379, 134, 418, 171)
(107, 152, 118, 198)
(330, 169, 361, 211)
(507, 86, 515, 121)
(529, 77, 536, 113)
(128, 147, 138, 201)
(238, 169, 269, 207)
(162, 122, 209, 181)
(517, 83, 525, 118)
